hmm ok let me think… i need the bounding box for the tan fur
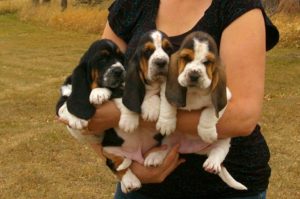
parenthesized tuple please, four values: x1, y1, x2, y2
(91, 68, 99, 89)
(139, 57, 148, 84)
(102, 150, 128, 178)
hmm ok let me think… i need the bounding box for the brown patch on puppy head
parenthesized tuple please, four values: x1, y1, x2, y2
(162, 39, 172, 53)
(144, 41, 155, 52)
(91, 68, 99, 89)
(205, 52, 216, 80)
(178, 48, 194, 74)
(139, 57, 148, 84)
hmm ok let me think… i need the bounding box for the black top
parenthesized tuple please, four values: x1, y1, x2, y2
(108, 0, 279, 198)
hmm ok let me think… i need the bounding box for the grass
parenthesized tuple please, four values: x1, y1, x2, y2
(0, 12, 299, 199)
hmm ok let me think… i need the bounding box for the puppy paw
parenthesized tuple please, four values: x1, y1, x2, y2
(197, 125, 218, 144)
(156, 117, 176, 136)
(203, 156, 222, 174)
(119, 114, 139, 133)
(144, 150, 168, 167)
(58, 103, 88, 129)
(89, 88, 111, 105)
(141, 95, 160, 122)
(121, 170, 141, 193)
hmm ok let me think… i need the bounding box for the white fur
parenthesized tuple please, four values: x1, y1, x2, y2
(58, 103, 88, 129)
(144, 149, 168, 167)
(148, 31, 170, 81)
(89, 88, 112, 105)
(61, 84, 72, 97)
(114, 98, 140, 133)
(116, 158, 132, 171)
(121, 169, 142, 193)
(156, 83, 177, 136)
(141, 83, 161, 122)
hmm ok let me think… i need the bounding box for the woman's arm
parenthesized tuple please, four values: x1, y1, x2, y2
(175, 9, 266, 138)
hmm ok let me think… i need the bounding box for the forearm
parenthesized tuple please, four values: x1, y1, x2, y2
(175, 99, 261, 138)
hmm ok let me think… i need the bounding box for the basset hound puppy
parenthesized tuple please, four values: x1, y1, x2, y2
(56, 39, 125, 137)
(118, 30, 174, 133)
(55, 35, 171, 193)
(152, 31, 247, 190)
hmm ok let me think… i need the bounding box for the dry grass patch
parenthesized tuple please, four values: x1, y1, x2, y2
(0, 13, 299, 199)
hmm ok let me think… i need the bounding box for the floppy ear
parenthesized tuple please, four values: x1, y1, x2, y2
(67, 63, 95, 120)
(211, 60, 228, 118)
(165, 52, 187, 107)
(122, 56, 145, 113)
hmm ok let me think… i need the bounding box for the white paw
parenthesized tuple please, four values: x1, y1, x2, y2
(58, 103, 88, 129)
(141, 95, 160, 122)
(121, 169, 141, 193)
(156, 117, 176, 136)
(198, 125, 218, 144)
(119, 114, 139, 133)
(144, 150, 168, 167)
(89, 88, 111, 105)
(203, 156, 222, 174)
(116, 159, 132, 171)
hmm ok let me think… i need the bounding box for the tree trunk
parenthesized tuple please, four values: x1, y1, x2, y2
(61, 0, 67, 11)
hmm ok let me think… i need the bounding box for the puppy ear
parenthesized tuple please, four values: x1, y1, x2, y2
(165, 52, 187, 107)
(67, 63, 95, 119)
(211, 61, 227, 118)
(122, 56, 145, 113)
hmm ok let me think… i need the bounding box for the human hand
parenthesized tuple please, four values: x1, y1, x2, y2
(130, 144, 185, 184)
(84, 101, 120, 134)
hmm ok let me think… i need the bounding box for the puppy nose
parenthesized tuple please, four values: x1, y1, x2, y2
(189, 73, 200, 82)
(155, 59, 167, 68)
(113, 68, 123, 76)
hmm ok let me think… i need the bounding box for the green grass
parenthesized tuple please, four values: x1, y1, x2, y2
(0, 13, 299, 198)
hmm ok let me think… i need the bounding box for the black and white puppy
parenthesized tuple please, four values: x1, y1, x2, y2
(118, 30, 174, 133)
(153, 31, 247, 190)
(56, 39, 125, 141)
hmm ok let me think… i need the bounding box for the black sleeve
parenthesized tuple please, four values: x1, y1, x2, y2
(107, 0, 145, 43)
(220, 0, 279, 51)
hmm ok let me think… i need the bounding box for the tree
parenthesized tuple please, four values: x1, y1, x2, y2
(61, 0, 67, 11)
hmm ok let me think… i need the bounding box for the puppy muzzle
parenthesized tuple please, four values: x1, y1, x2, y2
(103, 67, 126, 88)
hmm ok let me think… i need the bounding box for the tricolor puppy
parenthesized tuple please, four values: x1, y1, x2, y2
(56, 39, 125, 142)
(119, 30, 174, 133)
(154, 31, 247, 190)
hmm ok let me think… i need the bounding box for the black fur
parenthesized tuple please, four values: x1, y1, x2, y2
(55, 39, 125, 119)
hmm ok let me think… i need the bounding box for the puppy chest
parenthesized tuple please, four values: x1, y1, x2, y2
(182, 93, 212, 111)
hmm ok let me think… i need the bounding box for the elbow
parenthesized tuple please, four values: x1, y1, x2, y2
(235, 105, 262, 136)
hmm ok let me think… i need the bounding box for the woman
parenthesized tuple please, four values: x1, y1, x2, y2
(86, 0, 279, 198)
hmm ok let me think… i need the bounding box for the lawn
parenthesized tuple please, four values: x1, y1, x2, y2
(0, 13, 299, 198)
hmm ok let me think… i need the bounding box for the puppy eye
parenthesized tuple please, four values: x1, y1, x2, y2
(164, 45, 173, 55)
(203, 60, 212, 65)
(143, 48, 154, 58)
(181, 55, 192, 63)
